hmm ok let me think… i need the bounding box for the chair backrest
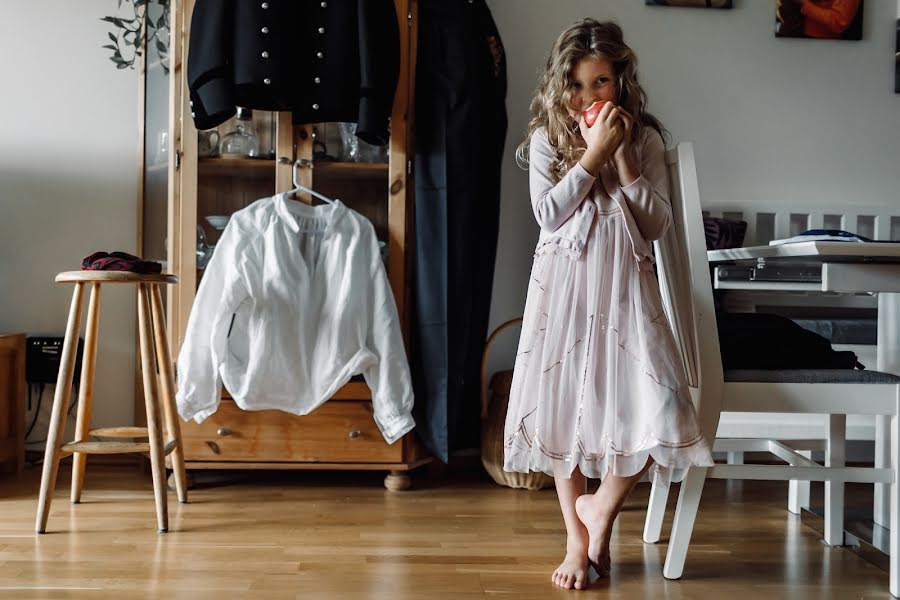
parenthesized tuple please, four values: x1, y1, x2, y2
(653, 143, 724, 444)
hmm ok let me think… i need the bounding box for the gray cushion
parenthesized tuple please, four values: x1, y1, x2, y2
(792, 318, 877, 345)
(725, 369, 900, 384)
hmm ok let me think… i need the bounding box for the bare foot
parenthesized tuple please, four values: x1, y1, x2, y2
(575, 494, 612, 577)
(551, 533, 590, 590)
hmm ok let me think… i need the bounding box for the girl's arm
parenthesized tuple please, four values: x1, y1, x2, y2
(529, 127, 597, 232)
(619, 128, 672, 242)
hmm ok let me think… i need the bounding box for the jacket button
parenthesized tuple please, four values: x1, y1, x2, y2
(261, 51, 269, 58)
(320, 1, 327, 6)
(314, 77, 321, 84)
(261, 26, 269, 34)
(312, 104, 319, 110)
(318, 27, 325, 34)
(316, 51, 324, 59)
(263, 77, 272, 85)
(261, 2, 268, 8)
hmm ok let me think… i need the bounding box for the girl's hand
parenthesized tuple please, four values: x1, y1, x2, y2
(612, 108, 640, 187)
(577, 102, 623, 176)
(612, 108, 634, 163)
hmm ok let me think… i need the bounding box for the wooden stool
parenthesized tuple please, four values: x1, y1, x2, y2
(35, 271, 188, 533)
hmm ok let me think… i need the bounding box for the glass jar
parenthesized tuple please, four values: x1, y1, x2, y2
(337, 122, 360, 162)
(338, 122, 389, 163)
(219, 107, 260, 158)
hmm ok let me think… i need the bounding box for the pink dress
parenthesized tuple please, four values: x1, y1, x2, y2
(503, 126, 713, 482)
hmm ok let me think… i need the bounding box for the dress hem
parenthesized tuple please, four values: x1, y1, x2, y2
(503, 433, 714, 484)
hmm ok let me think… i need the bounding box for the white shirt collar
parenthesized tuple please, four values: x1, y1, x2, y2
(273, 192, 346, 234)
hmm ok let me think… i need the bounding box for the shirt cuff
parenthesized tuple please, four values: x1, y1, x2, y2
(620, 173, 646, 195)
(192, 77, 235, 130)
(569, 160, 598, 186)
(176, 389, 220, 424)
(356, 94, 390, 146)
(375, 411, 416, 445)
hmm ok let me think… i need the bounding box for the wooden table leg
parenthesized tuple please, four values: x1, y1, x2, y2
(35, 283, 85, 533)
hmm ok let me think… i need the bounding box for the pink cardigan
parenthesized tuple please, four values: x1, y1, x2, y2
(528, 125, 672, 267)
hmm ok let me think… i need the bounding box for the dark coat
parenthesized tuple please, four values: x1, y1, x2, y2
(187, 0, 399, 145)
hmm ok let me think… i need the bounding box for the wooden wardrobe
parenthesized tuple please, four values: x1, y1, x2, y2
(136, 0, 427, 490)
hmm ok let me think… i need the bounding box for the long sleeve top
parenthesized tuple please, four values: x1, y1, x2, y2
(175, 194, 415, 444)
(528, 125, 672, 266)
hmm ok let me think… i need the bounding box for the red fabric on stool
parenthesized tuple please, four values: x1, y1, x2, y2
(81, 251, 162, 274)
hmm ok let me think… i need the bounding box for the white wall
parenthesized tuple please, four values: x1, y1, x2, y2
(0, 2, 138, 437)
(0, 1, 898, 442)
(486, 0, 900, 372)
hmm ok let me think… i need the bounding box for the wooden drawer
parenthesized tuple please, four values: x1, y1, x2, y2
(0, 335, 25, 474)
(181, 400, 403, 464)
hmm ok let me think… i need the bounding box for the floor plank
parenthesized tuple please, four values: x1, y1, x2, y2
(0, 466, 889, 599)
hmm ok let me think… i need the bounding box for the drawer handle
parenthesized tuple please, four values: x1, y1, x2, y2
(217, 427, 232, 437)
(348, 429, 361, 439)
(206, 441, 220, 454)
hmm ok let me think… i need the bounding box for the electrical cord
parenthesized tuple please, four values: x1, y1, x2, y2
(24, 382, 79, 442)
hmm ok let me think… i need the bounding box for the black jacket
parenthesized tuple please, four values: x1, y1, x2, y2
(187, 0, 399, 145)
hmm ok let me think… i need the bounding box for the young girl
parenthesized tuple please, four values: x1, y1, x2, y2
(503, 19, 714, 590)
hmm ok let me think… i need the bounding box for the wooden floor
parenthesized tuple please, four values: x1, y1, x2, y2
(0, 464, 890, 599)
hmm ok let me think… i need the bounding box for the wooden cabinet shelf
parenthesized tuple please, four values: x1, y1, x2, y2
(198, 157, 274, 177)
(198, 157, 389, 180)
(137, 0, 425, 490)
(317, 162, 389, 178)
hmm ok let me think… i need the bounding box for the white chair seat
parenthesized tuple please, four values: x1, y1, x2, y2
(725, 369, 900, 384)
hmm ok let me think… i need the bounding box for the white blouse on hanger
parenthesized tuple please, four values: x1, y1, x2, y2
(175, 193, 415, 445)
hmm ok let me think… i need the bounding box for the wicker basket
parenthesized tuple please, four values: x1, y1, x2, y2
(480, 318, 554, 490)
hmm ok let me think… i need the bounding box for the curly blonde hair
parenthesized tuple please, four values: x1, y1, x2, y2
(516, 19, 668, 181)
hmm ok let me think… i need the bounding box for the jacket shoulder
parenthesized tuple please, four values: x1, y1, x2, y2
(229, 196, 276, 233)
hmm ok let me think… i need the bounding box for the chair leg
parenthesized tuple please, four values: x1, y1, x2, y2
(35, 283, 85, 533)
(876, 414, 890, 528)
(825, 414, 846, 546)
(71, 283, 101, 504)
(663, 466, 708, 580)
(150, 283, 187, 504)
(890, 409, 899, 597)
(788, 450, 812, 515)
(643, 469, 669, 544)
(137, 284, 169, 533)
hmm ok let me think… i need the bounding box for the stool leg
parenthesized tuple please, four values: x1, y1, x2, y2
(71, 283, 102, 504)
(36, 283, 85, 533)
(137, 283, 168, 532)
(150, 283, 187, 503)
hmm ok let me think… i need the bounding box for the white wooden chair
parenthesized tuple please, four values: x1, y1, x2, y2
(642, 142, 900, 596)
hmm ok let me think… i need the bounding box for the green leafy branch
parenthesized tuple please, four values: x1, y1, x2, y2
(101, 0, 171, 74)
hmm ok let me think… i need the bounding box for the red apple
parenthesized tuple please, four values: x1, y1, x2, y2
(583, 100, 608, 128)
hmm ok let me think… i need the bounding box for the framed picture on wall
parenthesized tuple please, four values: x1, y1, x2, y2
(776, 0, 864, 40)
(645, 0, 733, 7)
(895, 17, 899, 93)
